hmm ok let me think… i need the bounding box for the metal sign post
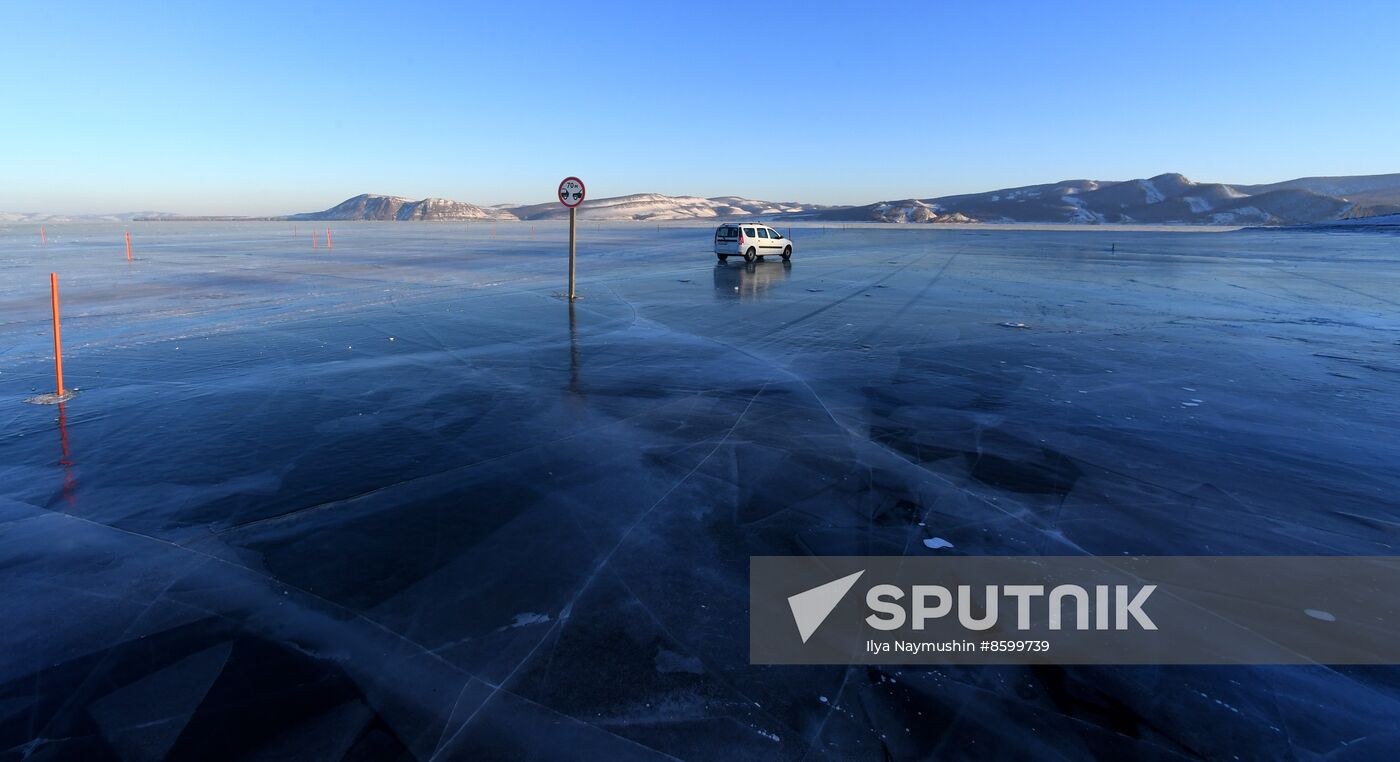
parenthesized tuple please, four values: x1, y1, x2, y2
(558, 176, 585, 299)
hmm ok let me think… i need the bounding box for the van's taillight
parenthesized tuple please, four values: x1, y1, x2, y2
(738, 234, 744, 244)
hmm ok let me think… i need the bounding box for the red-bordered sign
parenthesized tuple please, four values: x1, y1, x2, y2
(558, 177, 586, 208)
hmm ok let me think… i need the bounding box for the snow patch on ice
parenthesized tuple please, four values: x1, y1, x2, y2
(509, 612, 550, 628)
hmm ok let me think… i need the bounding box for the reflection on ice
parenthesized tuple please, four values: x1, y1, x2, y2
(713, 260, 792, 302)
(568, 299, 583, 399)
(57, 401, 76, 508)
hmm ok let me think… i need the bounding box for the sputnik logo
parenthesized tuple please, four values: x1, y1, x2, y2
(787, 570, 864, 643)
(785, 568, 1159, 645)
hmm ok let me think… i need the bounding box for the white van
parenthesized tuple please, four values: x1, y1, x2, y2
(714, 223, 792, 263)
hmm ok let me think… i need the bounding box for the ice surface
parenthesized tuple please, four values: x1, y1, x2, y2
(2, 221, 1400, 759)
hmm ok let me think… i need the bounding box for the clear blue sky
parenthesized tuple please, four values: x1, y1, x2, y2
(3, 1, 1397, 215)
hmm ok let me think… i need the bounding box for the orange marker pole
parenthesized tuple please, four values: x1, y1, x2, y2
(326, 228, 332, 250)
(50, 273, 65, 397)
(312, 231, 318, 249)
(41, 225, 47, 245)
(125, 230, 132, 261)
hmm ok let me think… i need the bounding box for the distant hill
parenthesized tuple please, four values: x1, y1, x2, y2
(275, 192, 835, 222)
(1278, 212, 1400, 231)
(88, 172, 1400, 226)
(1, 211, 176, 223)
(506, 193, 836, 221)
(286, 174, 1399, 226)
(824, 172, 1400, 225)
(286, 194, 516, 221)
(1230, 174, 1400, 218)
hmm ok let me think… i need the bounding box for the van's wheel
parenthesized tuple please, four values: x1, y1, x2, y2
(743, 248, 757, 263)
(781, 246, 792, 261)
(717, 254, 728, 262)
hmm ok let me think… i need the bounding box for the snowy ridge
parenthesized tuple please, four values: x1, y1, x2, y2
(507, 193, 834, 221)
(1140, 179, 1165, 204)
(41, 172, 1394, 226)
(1281, 212, 1400, 230)
(825, 172, 1399, 225)
(287, 194, 515, 221)
(0, 211, 175, 223)
(1061, 195, 1104, 224)
(275, 192, 834, 223)
(852, 199, 974, 224)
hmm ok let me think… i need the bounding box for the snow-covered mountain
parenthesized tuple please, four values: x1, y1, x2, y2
(0, 211, 174, 223)
(1286, 212, 1400, 230)
(49, 172, 1393, 226)
(815, 199, 976, 224)
(506, 193, 834, 221)
(1231, 174, 1400, 217)
(825, 172, 1400, 225)
(286, 194, 516, 221)
(279, 193, 830, 222)
(284, 177, 1399, 225)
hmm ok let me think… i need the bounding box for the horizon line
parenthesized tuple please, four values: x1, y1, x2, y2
(9, 168, 1400, 218)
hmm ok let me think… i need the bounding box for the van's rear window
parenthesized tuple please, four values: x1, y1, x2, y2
(717, 226, 738, 237)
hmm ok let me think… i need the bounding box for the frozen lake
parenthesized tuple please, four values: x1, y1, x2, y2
(2, 221, 1399, 759)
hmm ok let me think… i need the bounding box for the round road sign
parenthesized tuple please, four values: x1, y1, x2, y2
(558, 177, 586, 208)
